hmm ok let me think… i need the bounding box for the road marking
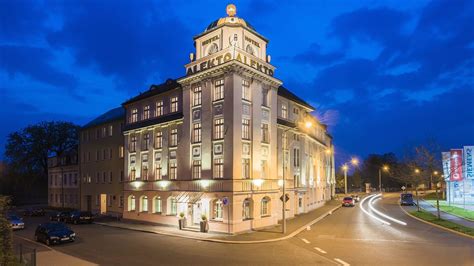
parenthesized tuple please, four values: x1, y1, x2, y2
(301, 238, 310, 244)
(369, 194, 407, 226)
(334, 258, 350, 266)
(314, 247, 327, 254)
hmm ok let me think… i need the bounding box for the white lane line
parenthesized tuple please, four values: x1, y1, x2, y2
(334, 258, 350, 266)
(314, 247, 327, 254)
(301, 238, 310, 244)
(369, 194, 407, 226)
(359, 194, 391, 225)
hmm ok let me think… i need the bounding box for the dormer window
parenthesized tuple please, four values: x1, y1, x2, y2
(208, 43, 218, 55)
(246, 44, 254, 56)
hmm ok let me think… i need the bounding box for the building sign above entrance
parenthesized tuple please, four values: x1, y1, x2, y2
(186, 50, 274, 77)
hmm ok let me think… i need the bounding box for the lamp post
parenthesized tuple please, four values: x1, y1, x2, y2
(379, 165, 389, 193)
(433, 171, 441, 219)
(342, 164, 348, 195)
(281, 120, 313, 234)
(414, 168, 421, 211)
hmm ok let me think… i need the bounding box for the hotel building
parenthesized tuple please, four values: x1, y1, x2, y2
(79, 107, 125, 215)
(122, 4, 335, 233)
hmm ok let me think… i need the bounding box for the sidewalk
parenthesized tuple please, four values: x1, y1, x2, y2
(95, 200, 341, 243)
(418, 200, 474, 228)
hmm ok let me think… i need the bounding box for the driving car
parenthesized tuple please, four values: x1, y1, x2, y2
(7, 214, 25, 230)
(35, 222, 76, 246)
(351, 195, 360, 202)
(66, 211, 94, 224)
(400, 193, 415, 206)
(50, 211, 71, 222)
(342, 197, 355, 207)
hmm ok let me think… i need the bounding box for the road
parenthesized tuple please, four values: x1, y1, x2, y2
(13, 193, 474, 265)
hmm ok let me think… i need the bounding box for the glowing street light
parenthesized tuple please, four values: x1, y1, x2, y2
(379, 165, 389, 193)
(351, 158, 359, 166)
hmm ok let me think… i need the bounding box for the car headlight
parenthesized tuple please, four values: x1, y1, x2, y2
(70, 233, 76, 237)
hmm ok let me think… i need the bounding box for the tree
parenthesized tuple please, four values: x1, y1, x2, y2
(3, 121, 79, 203)
(0, 196, 15, 265)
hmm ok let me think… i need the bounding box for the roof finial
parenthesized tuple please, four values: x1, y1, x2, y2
(226, 4, 237, 17)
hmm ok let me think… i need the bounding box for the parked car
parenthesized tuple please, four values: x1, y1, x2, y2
(342, 197, 355, 207)
(400, 193, 415, 206)
(351, 195, 360, 202)
(7, 214, 25, 230)
(24, 207, 46, 217)
(50, 211, 71, 222)
(35, 222, 75, 246)
(67, 211, 94, 224)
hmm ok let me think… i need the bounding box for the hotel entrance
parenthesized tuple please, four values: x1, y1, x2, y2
(100, 194, 107, 214)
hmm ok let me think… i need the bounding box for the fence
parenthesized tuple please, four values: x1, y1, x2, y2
(14, 244, 36, 266)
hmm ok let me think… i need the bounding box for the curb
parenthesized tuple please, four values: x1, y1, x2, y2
(399, 204, 474, 240)
(95, 205, 342, 244)
(421, 200, 474, 222)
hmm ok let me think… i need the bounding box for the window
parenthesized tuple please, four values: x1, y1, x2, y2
(130, 135, 137, 152)
(130, 168, 136, 180)
(214, 79, 224, 101)
(281, 104, 288, 119)
(170, 129, 178, 146)
(143, 133, 150, 150)
(119, 146, 124, 158)
(141, 196, 148, 212)
(192, 123, 201, 143)
(108, 125, 113, 136)
(102, 127, 107, 137)
(193, 86, 202, 106)
(243, 198, 252, 220)
(142, 154, 148, 180)
(131, 108, 138, 123)
(242, 159, 250, 179)
(214, 119, 224, 140)
(130, 155, 136, 165)
(143, 105, 150, 120)
(261, 160, 267, 179)
(169, 197, 177, 215)
(120, 171, 124, 182)
(242, 79, 251, 101)
(261, 197, 270, 216)
(293, 107, 299, 115)
(213, 200, 223, 220)
(293, 148, 300, 167)
(169, 162, 177, 180)
(242, 119, 250, 140)
(96, 172, 100, 183)
(128, 195, 136, 211)
(155, 131, 163, 149)
(261, 124, 269, 143)
(171, 96, 179, 113)
(213, 158, 224, 178)
(102, 172, 106, 183)
(282, 132, 288, 150)
(109, 171, 113, 183)
(156, 101, 164, 117)
(153, 197, 162, 213)
(155, 153, 162, 180)
(262, 89, 269, 107)
(108, 195, 113, 207)
(119, 196, 124, 208)
(192, 160, 201, 179)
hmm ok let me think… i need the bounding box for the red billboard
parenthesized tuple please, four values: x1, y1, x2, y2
(450, 149, 463, 181)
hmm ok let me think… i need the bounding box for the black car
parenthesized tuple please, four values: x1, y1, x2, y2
(50, 211, 70, 222)
(24, 207, 46, 217)
(34, 222, 76, 246)
(67, 211, 94, 224)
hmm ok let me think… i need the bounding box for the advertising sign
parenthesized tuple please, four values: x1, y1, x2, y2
(464, 146, 474, 180)
(450, 149, 463, 181)
(442, 152, 451, 181)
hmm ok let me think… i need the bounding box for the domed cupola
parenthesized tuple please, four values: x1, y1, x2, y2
(205, 4, 256, 33)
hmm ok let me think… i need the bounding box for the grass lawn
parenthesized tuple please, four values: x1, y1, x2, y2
(425, 200, 474, 220)
(423, 192, 444, 200)
(410, 210, 474, 237)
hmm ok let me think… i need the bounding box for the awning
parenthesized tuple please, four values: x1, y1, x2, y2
(174, 191, 204, 204)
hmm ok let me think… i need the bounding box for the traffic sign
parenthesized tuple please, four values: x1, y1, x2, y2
(222, 197, 229, 205)
(401, 186, 406, 191)
(280, 194, 289, 202)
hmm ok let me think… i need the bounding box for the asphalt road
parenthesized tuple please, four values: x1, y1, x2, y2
(13, 193, 474, 265)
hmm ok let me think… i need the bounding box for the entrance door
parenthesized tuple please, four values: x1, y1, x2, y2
(298, 195, 304, 214)
(100, 194, 107, 214)
(86, 196, 92, 211)
(192, 202, 202, 225)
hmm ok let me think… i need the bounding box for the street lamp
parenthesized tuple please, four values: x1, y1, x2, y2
(281, 119, 313, 234)
(379, 165, 389, 193)
(341, 158, 358, 195)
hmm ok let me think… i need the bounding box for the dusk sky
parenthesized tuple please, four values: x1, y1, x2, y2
(1, 0, 473, 164)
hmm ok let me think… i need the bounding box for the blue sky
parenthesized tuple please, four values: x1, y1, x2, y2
(1, 0, 473, 164)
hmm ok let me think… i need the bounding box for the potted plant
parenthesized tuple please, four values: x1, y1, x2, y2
(178, 212, 186, 230)
(200, 214, 209, 233)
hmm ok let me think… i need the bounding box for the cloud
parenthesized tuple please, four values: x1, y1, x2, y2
(293, 43, 345, 66)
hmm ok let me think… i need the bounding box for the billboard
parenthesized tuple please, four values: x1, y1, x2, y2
(464, 146, 474, 180)
(450, 149, 463, 181)
(442, 152, 451, 181)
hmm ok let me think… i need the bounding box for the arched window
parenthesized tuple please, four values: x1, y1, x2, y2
(153, 196, 162, 214)
(168, 197, 177, 215)
(261, 197, 270, 217)
(212, 199, 223, 221)
(208, 43, 218, 55)
(242, 198, 252, 220)
(245, 44, 254, 56)
(140, 196, 148, 212)
(128, 195, 136, 211)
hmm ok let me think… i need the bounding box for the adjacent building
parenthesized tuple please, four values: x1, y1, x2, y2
(121, 4, 335, 233)
(79, 107, 125, 216)
(48, 153, 80, 209)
